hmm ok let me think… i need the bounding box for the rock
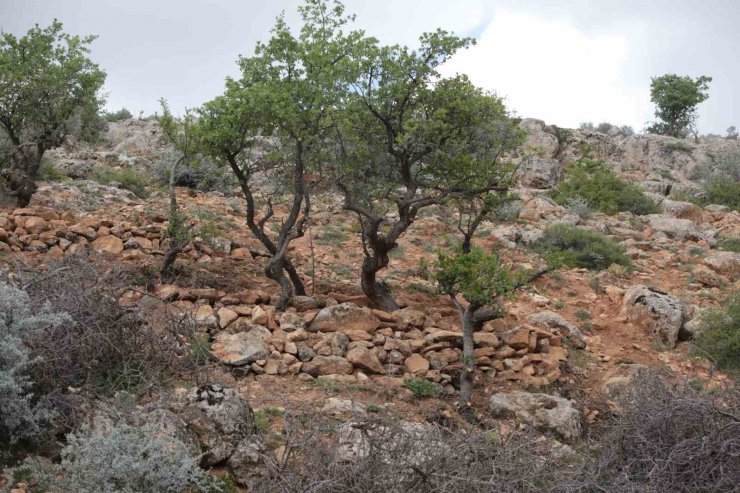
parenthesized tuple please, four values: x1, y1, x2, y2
(679, 316, 705, 341)
(251, 305, 270, 325)
(692, 264, 723, 287)
(404, 353, 430, 375)
(91, 235, 124, 255)
(519, 196, 564, 221)
(703, 251, 740, 280)
(391, 308, 426, 330)
(227, 438, 264, 486)
(173, 384, 257, 466)
(424, 330, 463, 344)
(218, 308, 239, 329)
(278, 311, 305, 331)
(301, 355, 354, 376)
(346, 347, 385, 374)
(502, 326, 534, 350)
(527, 312, 586, 349)
(601, 364, 650, 408)
(517, 157, 562, 188)
(320, 397, 366, 416)
(336, 420, 434, 463)
(622, 285, 688, 346)
(646, 215, 715, 245)
(309, 302, 380, 333)
(661, 199, 703, 222)
(328, 331, 349, 356)
(489, 391, 581, 441)
(22, 216, 48, 234)
(210, 332, 270, 366)
(230, 247, 251, 259)
(194, 304, 218, 328)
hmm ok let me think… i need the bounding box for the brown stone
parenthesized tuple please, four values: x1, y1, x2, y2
(218, 308, 239, 328)
(345, 347, 385, 374)
(403, 353, 430, 375)
(92, 235, 124, 255)
(301, 355, 354, 376)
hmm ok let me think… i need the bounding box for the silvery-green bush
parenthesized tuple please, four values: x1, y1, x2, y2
(13, 420, 222, 493)
(0, 281, 66, 453)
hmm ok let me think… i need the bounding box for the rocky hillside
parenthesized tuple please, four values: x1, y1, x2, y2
(1, 118, 738, 491)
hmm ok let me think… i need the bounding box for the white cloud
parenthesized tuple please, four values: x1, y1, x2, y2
(440, 9, 653, 130)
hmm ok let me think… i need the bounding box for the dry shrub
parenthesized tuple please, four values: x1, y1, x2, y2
(594, 370, 740, 492)
(17, 253, 186, 426)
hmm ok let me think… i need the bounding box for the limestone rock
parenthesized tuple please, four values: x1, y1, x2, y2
(346, 347, 385, 374)
(703, 251, 740, 280)
(309, 302, 380, 333)
(91, 235, 124, 255)
(527, 311, 586, 349)
(622, 285, 688, 346)
(489, 391, 581, 440)
(301, 355, 354, 376)
(210, 332, 270, 366)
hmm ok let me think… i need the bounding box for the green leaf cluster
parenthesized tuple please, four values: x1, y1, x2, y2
(648, 74, 711, 138)
(692, 291, 740, 373)
(531, 224, 631, 270)
(550, 156, 660, 216)
(432, 246, 518, 307)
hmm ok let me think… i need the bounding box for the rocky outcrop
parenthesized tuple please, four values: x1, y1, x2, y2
(489, 391, 582, 441)
(622, 285, 689, 346)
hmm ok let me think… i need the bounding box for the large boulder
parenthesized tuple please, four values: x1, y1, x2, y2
(646, 215, 716, 245)
(703, 251, 740, 280)
(517, 157, 563, 189)
(489, 391, 581, 441)
(622, 285, 689, 346)
(210, 332, 270, 366)
(301, 355, 354, 376)
(527, 311, 586, 349)
(309, 302, 381, 333)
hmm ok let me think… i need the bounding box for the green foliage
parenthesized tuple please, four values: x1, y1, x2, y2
(550, 155, 660, 215)
(38, 159, 68, 182)
(12, 420, 220, 492)
(104, 108, 133, 122)
(254, 406, 285, 431)
(433, 246, 517, 307)
(532, 224, 631, 270)
(0, 20, 106, 204)
(647, 74, 712, 137)
(403, 378, 441, 398)
(0, 281, 65, 456)
(91, 167, 150, 198)
(692, 291, 739, 373)
(698, 177, 740, 211)
(718, 237, 740, 253)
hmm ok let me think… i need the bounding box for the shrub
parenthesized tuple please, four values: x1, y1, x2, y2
(595, 370, 739, 492)
(0, 280, 65, 455)
(692, 290, 739, 372)
(564, 197, 591, 220)
(19, 255, 184, 425)
(151, 151, 237, 193)
(403, 378, 441, 398)
(531, 224, 631, 270)
(11, 420, 220, 492)
(104, 108, 133, 122)
(550, 156, 660, 216)
(718, 237, 740, 253)
(38, 159, 68, 182)
(699, 177, 740, 211)
(91, 167, 150, 198)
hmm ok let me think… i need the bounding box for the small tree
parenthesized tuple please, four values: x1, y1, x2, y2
(332, 32, 524, 310)
(0, 21, 106, 206)
(157, 99, 198, 282)
(647, 74, 711, 138)
(198, 0, 363, 310)
(727, 126, 738, 140)
(432, 247, 548, 414)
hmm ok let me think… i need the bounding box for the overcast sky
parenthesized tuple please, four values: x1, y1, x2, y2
(1, 0, 738, 134)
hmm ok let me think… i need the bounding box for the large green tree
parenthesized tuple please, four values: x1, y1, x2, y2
(198, 0, 363, 310)
(0, 21, 106, 206)
(331, 33, 524, 311)
(648, 73, 711, 138)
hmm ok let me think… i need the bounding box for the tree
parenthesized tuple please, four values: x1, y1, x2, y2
(331, 33, 524, 311)
(0, 21, 106, 206)
(198, 0, 363, 310)
(727, 126, 738, 140)
(157, 99, 198, 282)
(647, 74, 711, 138)
(432, 247, 548, 414)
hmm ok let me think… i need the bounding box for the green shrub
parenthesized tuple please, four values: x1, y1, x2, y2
(38, 159, 68, 182)
(692, 291, 739, 373)
(92, 167, 150, 198)
(104, 108, 133, 122)
(151, 152, 236, 193)
(0, 280, 65, 457)
(11, 420, 221, 492)
(718, 237, 740, 253)
(403, 378, 441, 398)
(699, 177, 740, 211)
(550, 156, 660, 215)
(531, 224, 631, 270)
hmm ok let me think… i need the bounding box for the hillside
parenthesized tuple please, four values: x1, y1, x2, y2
(1, 117, 738, 490)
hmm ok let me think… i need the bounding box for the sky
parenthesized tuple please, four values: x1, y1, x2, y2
(1, 0, 738, 134)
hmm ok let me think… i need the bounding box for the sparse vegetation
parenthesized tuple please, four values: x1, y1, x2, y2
(403, 378, 441, 398)
(692, 290, 739, 373)
(531, 224, 631, 270)
(104, 107, 133, 122)
(91, 167, 150, 198)
(550, 155, 661, 215)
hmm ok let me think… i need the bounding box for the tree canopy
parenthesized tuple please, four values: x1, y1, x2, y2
(0, 20, 105, 206)
(648, 73, 711, 138)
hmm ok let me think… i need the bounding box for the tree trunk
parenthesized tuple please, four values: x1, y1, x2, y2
(360, 249, 399, 312)
(266, 256, 292, 312)
(458, 304, 478, 412)
(2, 145, 42, 207)
(461, 234, 473, 255)
(160, 157, 186, 282)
